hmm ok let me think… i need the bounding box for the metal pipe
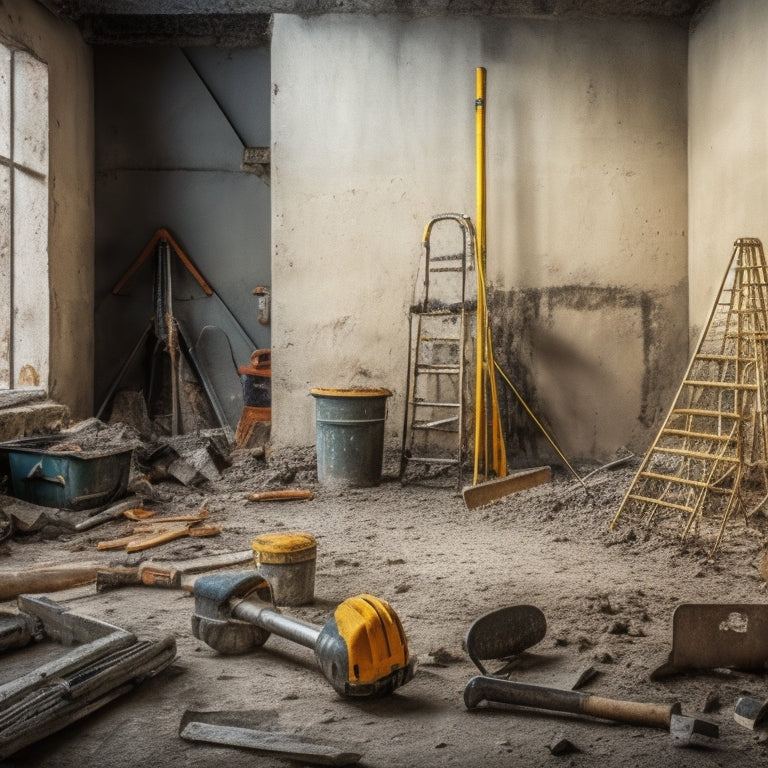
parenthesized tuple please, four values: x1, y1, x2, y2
(231, 602, 320, 650)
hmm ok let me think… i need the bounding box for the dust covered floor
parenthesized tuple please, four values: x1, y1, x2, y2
(2, 438, 768, 768)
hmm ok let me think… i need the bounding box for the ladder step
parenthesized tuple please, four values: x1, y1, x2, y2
(418, 335, 462, 343)
(415, 364, 461, 374)
(405, 456, 460, 466)
(412, 401, 460, 408)
(412, 308, 465, 317)
(413, 416, 459, 429)
(429, 253, 465, 263)
(672, 408, 740, 418)
(626, 494, 695, 514)
(638, 470, 711, 488)
(429, 267, 465, 273)
(653, 446, 740, 462)
(660, 428, 735, 442)
(682, 379, 757, 390)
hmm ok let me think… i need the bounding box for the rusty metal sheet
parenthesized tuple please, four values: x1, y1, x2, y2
(671, 603, 768, 672)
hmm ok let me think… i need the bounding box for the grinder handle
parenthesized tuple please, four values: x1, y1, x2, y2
(464, 676, 679, 729)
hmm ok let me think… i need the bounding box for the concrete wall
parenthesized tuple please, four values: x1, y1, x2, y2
(1, 0, 94, 418)
(689, 0, 768, 341)
(271, 14, 689, 462)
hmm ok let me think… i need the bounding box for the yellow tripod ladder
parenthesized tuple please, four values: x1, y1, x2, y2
(610, 237, 768, 557)
(400, 214, 476, 485)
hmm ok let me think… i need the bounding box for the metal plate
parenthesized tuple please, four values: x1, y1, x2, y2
(464, 605, 547, 675)
(671, 603, 768, 672)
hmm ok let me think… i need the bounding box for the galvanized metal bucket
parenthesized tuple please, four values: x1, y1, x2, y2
(310, 388, 391, 487)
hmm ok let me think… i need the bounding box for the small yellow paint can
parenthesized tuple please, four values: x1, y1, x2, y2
(252, 532, 317, 606)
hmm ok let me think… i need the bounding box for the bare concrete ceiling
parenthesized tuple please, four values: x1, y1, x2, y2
(38, 0, 710, 46)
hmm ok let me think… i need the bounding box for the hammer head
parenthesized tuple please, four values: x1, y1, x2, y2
(670, 713, 719, 747)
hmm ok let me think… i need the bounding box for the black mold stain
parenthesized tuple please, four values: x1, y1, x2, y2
(486, 283, 685, 463)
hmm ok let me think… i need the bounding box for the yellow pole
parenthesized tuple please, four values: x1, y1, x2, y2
(473, 67, 487, 484)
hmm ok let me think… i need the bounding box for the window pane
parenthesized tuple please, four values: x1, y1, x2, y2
(13, 51, 48, 175)
(0, 44, 9, 160)
(0, 165, 9, 388)
(13, 170, 48, 388)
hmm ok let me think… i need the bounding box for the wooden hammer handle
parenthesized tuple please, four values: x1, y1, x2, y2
(464, 676, 680, 729)
(583, 694, 679, 729)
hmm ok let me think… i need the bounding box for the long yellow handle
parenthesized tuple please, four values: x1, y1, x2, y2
(473, 67, 507, 484)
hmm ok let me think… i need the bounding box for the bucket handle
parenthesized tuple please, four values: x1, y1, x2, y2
(25, 461, 66, 487)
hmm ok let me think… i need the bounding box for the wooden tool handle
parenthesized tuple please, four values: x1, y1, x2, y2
(0, 561, 104, 600)
(126, 524, 221, 552)
(248, 490, 315, 502)
(464, 676, 679, 729)
(583, 695, 679, 729)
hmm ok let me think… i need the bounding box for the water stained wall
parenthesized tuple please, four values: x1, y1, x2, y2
(488, 281, 687, 464)
(271, 13, 689, 461)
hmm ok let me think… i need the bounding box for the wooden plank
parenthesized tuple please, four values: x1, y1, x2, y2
(462, 466, 551, 509)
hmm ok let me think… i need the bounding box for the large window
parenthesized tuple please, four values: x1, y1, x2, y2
(0, 42, 49, 393)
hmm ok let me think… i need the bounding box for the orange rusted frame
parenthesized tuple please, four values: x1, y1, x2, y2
(112, 227, 214, 296)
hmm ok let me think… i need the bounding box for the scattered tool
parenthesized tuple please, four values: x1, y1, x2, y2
(463, 605, 547, 676)
(97, 521, 220, 552)
(95, 549, 254, 592)
(651, 603, 768, 678)
(179, 710, 362, 766)
(0, 560, 107, 601)
(734, 696, 768, 730)
(463, 676, 718, 745)
(462, 467, 552, 510)
(247, 490, 315, 502)
(191, 570, 415, 698)
(122, 509, 207, 523)
(73, 496, 146, 531)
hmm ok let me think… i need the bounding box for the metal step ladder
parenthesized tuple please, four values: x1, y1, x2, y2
(400, 214, 476, 485)
(610, 237, 768, 557)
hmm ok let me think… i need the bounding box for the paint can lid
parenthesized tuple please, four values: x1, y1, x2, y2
(253, 532, 317, 564)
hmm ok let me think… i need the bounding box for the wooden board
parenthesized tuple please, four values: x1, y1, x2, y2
(462, 466, 551, 509)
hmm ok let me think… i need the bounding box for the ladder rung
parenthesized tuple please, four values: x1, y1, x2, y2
(626, 494, 695, 514)
(638, 470, 710, 488)
(412, 401, 460, 408)
(415, 364, 460, 374)
(682, 379, 757, 390)
(413, 309, 465, 317)
(429, 267, 465, 273)
(672, 408, 739, 418)
(413, 417, 459, 429)
(405, 456, 460, 465)
(653, 446, 740, 462)
(724, 332, 768, 340)
(418, 336, 462, 343)
(660, 428, 734, 442)
(429, 254, 465, 262)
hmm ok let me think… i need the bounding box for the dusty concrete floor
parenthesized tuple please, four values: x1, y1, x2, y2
(2, 431, 768, 767)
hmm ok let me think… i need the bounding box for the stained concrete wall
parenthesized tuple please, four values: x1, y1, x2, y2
(1, 0, 94, 419)
(271, 14, 689, 462)
(689, 0, 768, 340)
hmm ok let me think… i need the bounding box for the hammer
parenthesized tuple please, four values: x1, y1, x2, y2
(464, 676, 718, 745)
(191, 570, 415, 698)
